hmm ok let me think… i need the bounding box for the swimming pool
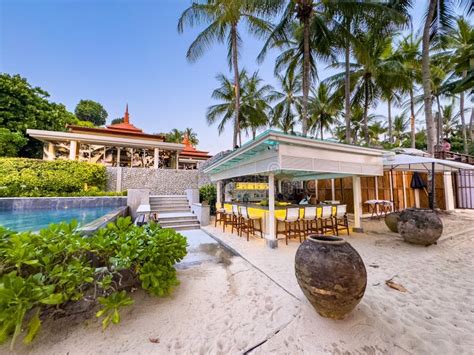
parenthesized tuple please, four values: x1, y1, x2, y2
(0, 207, 117, 232)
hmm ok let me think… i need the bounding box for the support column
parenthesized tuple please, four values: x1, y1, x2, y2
(277, 180, 282, 194)
(44, 143, 56, 160)
(176, 152, 180, 170)
(130, 148, 134, 167)
(414, 189, 420, 208)
(389, 170, 395, 211)
(402, 172, 407, 209)
(374, 177, 379, 214)
(331, 179, 336, 201)
(314, 179, 318, 201)
(352, 175, 363, 233)
(69, 140, 77, 160)
(116, 147, 121, 167)
(443, 172, 455, 211)
(216, 181, 222, 207)
(154, 148, 160, 169)
(266, 173, 277, 248)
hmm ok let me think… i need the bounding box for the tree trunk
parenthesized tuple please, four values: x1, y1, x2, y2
(320, 122, 324, 140)
(344, 20, 352, 144)
(387, 97, 392, 144)
(470, 107, 474, 142)
(301, 15, 311, 137)
(422, 0, 437, 155)
(436, 95, 443, 143)
(231, 24, 240, 148)
(409, 88, 416, 148)
(460, 70, 467, 154)
(363, 81, 369, 145)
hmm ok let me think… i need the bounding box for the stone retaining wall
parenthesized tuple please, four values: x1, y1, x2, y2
(106, 167, 210, 195)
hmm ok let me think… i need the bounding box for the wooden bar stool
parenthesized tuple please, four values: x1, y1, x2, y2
(334, 204, 350, 236)
(222, 204, 234, 232)
(301, 206, 318, 238)
(239, 206, 263, 241)
(214, 202, 226, 227)
(276, 207, 302, 245)
(319, 205, 335, 235)
(230, 204, 243, 235)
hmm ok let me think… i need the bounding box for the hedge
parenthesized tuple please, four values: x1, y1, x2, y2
(0, 158, 108, 197)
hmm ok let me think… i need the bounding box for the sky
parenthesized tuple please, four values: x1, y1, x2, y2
(0, 0, 437, 154)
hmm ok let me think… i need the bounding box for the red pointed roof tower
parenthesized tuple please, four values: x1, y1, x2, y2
(106, 104, 143, 133)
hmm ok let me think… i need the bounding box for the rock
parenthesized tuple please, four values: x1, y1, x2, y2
(398, 208, 443, 246)
(385, 212, 401, 233)
(294, 235, 367, 319)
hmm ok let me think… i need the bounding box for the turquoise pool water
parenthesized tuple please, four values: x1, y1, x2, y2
(0, 207, 116, 232)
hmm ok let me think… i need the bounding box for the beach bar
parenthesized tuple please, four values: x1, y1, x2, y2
(204, 130, 385, 248)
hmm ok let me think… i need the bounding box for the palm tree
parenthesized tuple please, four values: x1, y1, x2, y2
(394, 34, 422, 148)
(329, 1, 411, 143)
(308, 82, 341, 140)
(368, 121, 387, 146)
(206, 71, 247, 139)
(326, 32, 402, 145)
(178, 0, 272, 148)
(268, 70, 301, 134)
(392, 114, 410, 146)
(166, 128, 183, 143)
(240, 71, 275, 139)
(439, 17, 473, 153)
(441, 101, 459, 138)
(183, 128, 199, 146)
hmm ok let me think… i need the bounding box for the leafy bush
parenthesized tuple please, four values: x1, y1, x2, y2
(199, 184, 217, 214)
(0, 158, 108, 197)
(0, 217, 187, 348)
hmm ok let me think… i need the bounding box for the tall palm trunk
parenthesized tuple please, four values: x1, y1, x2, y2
(409, 88, 416, 148)
(344, 20, 352, 144)
(460, 70, 467, 153)
(363, 81, 370, 144)
(320, 121, 324, 140)
(436, 95, 443, 142)
(387, 96, 392, 144)
(470, 108, 474, 142)
(301, 15, 311, 137)
(231, 24, 240, 148)
(422, 0, 437, 155)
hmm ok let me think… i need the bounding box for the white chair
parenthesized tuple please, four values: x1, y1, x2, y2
(301, 206, 318, 238)
(319, 205, 335, 235)
(276, 207, 302, 245)
(334, 204, 349, 235)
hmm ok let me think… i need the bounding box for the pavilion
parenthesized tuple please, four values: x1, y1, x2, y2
(27, 105, 211, 169)
(203, 130, 385, 248)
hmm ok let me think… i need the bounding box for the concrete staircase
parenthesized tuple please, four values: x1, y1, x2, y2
(150, 195, 200, 231)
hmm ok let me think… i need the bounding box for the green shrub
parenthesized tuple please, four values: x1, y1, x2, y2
(199, 184, 217, 214)
(0, 158, 107, 197)
(0, 217, 187, 348)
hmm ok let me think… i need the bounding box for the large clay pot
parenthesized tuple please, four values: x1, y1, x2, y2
(385, 212, 401, 233)
(398, 208, 443, 246)
(294, 236, 367, 319)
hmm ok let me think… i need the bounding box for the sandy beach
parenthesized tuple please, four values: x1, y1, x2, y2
(5, 211, 474, 354)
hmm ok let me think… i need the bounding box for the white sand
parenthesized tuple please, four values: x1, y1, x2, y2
(5, 211, 474, 354)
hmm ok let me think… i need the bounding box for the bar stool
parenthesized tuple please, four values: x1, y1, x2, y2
(276, 207, 302, 245)
(230, 204, 243, 235)
(239, 206, 263, 241)
(301, 206, 318, 238)
(334, 204, 350, 236)
(222, 204, 234, 232)
(214, 202, 226, 227)
(319, 205, 335, 235)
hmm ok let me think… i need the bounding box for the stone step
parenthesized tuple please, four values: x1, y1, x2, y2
(150, 195, 187, 200)
(158, 215, 197, 222)
(161, 224, 201, 231)
(153, 207, 191, 213)
(159, 219, 199, 227)
(150, 202, 190, 207)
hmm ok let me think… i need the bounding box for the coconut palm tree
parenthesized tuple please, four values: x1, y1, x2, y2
(206, 71, 248, 141)
(394, 34, 422, 148)
(240, 71, 275, 139)
(368, 121, 387, 146)
(268, 70, 301, 134)
(392, 114, 410, 146)
(178, 0, 272, 148)
(326, 32, 402, 145)
(307, 82, 341, 140)
(166, 128, 183, 143)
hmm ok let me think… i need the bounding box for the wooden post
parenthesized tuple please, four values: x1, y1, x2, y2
(402, 172, 407, 209)
(443, 172, 455, 211)
(69, 140, 77, 160)
(216, 181, 222, 207)
(352, 175, 363, 232)
(267, 173, 277, 248)
(414, 189, 420, 208)
(314, 179, 318, 201)
(331, 179, 336, 201)
(154, 148, 160, 169)
(176, 152, 180, 170)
